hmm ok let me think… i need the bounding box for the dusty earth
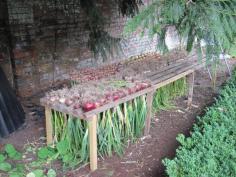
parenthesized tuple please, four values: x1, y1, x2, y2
(1, 59, 235, 177)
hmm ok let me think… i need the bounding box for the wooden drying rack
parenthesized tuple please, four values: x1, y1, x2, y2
(40, 56, 205, 171)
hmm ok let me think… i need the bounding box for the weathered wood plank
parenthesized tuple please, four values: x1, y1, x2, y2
(151, 61, 203, 84)
(88, 115, 98, 171)
(146, 54, 197, 78)
(144, 91, 154, 135)
(45, 107, 53, 145)
(153, 70, 194, 90)
(149, 63, 192, 80)
(187, 71, 195, 107)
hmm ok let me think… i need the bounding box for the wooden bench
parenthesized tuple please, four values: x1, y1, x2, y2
(40, 55, 205, 171)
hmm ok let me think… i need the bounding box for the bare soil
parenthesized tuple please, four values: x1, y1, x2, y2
(1, 59, 235, 177)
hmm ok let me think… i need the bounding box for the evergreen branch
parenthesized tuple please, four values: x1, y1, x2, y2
(125, 0, 236, 59)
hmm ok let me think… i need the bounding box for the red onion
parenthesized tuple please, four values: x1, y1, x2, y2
(82, 102, 96, 112)
(65, 99, 74, 106)
(135, 84, 142, 92)
(112, 94, 120, 101)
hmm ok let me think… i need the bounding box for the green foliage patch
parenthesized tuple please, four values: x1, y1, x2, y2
(163, 68, 236, 177)
(51, 95, 147, 167)
(125, 0, 236, 60)
(153, 77, 187, 112)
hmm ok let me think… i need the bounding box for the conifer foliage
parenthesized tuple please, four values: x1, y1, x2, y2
(125, 0, 236, 60)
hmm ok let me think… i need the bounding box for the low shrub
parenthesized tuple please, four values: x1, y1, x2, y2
(163, 68, 236, 177)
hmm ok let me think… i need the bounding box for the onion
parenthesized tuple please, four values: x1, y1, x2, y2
(105, 93, 113, 101)
(50, 96, 57, 102)
(82, 102, 96, 112)
(59, 97, 66, 104)
(94, 101, 101, 108)
(65, 99, 74, 106)
(140, 82, 151, 89)
(135, 84, 142, 92)
(127, 88, 133, 95)
(117, 90, 126, 98)
(112, 94, 120, 101)
(99, 98, 107, 105)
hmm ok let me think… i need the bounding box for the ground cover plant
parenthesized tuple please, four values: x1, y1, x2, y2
(0, 143, 57, 177)
(163, 68, 236, 177)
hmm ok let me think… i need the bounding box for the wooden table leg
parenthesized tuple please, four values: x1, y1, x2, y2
(144, 91, 154, 136)
(187, 72, 195, 108)
(88, 115, 98, 171)
(45, 107, 53, 145)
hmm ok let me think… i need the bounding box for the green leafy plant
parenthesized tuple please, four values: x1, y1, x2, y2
(163, 67, 236, 177)
(0, 162, 12, 172)
(26, 169, 44, 177)
(125, 0, 236, 60)
(5, 144, 22, 160)
(153, 77, 187, 112)
(0, 143, 58, 177)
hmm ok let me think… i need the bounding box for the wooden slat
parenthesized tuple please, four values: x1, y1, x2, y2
(85, 86, 155, 117)
(146, 54, 197, 78)
(148, 55, 205, 80)
(149, 62, 191, 80)
(187, 72, 195, 107)
(146, 58, 192, 77)
(144, 91, 154, 135)
(45, 107, 53, 145)
(88, 115, 98, 171)
(146, 61, 186, 77)
(151, 61, 203, 85)
(154, 69, 194, 89)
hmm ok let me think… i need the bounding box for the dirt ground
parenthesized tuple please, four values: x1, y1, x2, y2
(1, 59, 235, 177)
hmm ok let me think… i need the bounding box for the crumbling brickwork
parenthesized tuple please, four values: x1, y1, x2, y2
(4, 0, 158, 97)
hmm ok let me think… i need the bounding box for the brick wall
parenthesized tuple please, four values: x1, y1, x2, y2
(5, 0, 159, 97)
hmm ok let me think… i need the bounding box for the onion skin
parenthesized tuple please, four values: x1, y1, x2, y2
(127, 88, 134, 95)
(135, 84, 142, 92)
(94, 101, 101, 108)
(117, 90, 126, 98)
(105, 94, 113, 101)
(99, 98, 107, 105)
(82, 102, 97, 112)
(50, 96, 57, 102)
(59, 97, 66, 104)
(139, 82, 150, 90)
(112, 94, 120, 101)
(65, 99, 74, 106)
